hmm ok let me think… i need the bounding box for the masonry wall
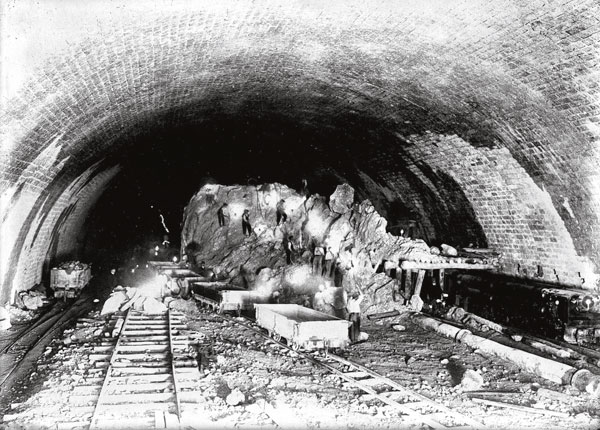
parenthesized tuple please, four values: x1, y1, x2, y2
(1, 0, 600, 302)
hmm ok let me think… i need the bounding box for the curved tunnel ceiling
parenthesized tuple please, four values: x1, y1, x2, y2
(1, 0, 600, 303)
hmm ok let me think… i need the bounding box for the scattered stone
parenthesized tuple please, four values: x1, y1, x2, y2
(440, 358, 449, 365)
(392, 324, 406, 332)
(440, 244, 458, 257)
(459, 369, 484, 391)
(226, 388, 246, 406)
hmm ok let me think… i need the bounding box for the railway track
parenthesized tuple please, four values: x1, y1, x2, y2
(217, 312, 488, 430)
(88, 308, 205, 429)
(0, 297, 92, 403)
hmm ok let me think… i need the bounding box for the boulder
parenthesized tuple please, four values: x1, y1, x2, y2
(181, 182, 442, 311)
(329, 184, 355, 215)
(440, 244, 458, 257)
(459, 369, 484, 391)
(226, 388, 246, 406)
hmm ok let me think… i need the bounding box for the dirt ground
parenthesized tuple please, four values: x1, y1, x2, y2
(2, 298, 600, 429)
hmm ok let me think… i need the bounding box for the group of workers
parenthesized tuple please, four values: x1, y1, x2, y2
(209, 183, 365, 343)
(217, 198, 288, 238)
(218, 203, 252, 236)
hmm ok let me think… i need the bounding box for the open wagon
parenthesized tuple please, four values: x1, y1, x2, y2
(192, 282, 270, 315)
(50, 262, 92, 300)
(254, 304, 351, 351)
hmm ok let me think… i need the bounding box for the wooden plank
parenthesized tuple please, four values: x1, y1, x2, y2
(154, 410, 166, 429)
(400, 261, 497, 271)
(100, 392, 175, 404)
(470, 397, 569, 417)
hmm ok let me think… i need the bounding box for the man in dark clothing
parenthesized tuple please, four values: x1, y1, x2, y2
(276, 199, 287, 225)
(284, 235, 295, 264)
(242, 209, 252, 236)
(333, 262, 344, 288)
(312, 243, 324, 274)
(300, 178, 309, 197)
(217, 203, 229, 227)
(323, 246, 335, 277)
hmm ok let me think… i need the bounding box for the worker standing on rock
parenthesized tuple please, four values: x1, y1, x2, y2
(312, 242, 325, 274)
(242, 209, 252, 236)
(346, 286, 364, 343)
(217, 203, 229, 227)
(300, 178, 309, 197)
(276, 199, 287, 225)
(323, 246, 336, 277)
(284, 235, 296, 264)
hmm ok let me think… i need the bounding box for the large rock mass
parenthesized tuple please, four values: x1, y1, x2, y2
(181, 183, 435, 316)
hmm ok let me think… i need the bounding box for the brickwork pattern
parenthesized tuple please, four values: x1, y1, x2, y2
(1, 0, 600, 298)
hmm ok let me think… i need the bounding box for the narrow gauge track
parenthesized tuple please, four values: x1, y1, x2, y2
(0, 297, 92, 400)
(88, 308, 205, 429)
(216, 312, 488, 430)
(0, 304, 63, 355)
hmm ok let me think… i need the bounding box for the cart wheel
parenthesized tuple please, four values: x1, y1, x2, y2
(291, 341, 301, 352)
(272, 333, 282, 342)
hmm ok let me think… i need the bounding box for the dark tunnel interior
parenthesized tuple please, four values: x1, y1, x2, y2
(78, 107, 488, 271)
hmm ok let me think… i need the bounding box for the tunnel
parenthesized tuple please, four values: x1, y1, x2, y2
(2, 0, 600, 308)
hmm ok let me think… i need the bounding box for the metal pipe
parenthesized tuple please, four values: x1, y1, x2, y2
(408, 312, 600, 396)
(366, 310, 400, 320)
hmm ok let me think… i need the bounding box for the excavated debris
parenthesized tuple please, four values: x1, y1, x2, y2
(181, 183, 460, 317)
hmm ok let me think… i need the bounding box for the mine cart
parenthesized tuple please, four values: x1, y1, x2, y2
(254, 304, 351, 351)
(191, 282, 270, 315)
(50, 261, 92, 300)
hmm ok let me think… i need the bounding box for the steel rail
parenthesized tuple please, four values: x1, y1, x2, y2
(167, 306, 182, 420)
(89, 310, 132, 430)
(0, 298, 91, 390)
(216, 312, 487, 430)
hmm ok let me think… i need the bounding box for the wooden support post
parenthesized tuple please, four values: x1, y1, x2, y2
(403, 270, 413, 305)
(413, 270, 425, 297)
(438, 269, 445, 293)
(409, 270, 426, 311)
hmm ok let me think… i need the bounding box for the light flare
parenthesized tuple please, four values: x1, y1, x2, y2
(227, 202, 246, 220)
(305, 213, 328, 239)
(159, 213, 170, 233)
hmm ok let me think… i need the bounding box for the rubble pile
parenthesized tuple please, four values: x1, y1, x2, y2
(181, 183, 472, 316)
(100, 285, 166, 316)
(55, 261, 90, 272)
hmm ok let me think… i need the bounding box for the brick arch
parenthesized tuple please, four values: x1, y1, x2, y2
(1, 0, 599, 302)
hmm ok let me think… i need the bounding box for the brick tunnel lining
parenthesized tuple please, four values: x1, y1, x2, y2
(1, 0, 600, 302)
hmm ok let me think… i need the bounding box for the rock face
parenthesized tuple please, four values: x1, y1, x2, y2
(329, 184, 355, 215)
(181, 183, 440, 316)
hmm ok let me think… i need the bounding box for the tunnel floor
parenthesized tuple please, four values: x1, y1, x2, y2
(2, 294, 600, 429)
